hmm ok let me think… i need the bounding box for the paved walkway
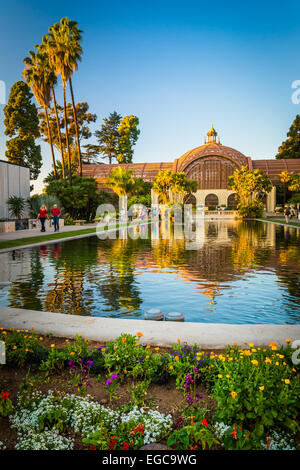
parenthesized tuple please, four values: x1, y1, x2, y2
(0, 224, 96, 241)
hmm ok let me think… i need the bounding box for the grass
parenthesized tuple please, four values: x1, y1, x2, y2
(0, 220, 149, 250)
(258, 217, 300, 228)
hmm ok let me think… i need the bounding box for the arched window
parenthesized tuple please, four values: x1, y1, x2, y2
(227, 193, 238, 209)
(205, 194, 219, 208)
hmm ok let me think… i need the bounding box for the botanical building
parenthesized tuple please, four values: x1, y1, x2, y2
(83, 125, 300, 211)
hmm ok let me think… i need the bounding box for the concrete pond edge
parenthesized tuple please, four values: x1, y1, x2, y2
(0, 306, 299, 349)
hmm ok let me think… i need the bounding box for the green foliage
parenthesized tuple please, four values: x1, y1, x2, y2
(128, 194, 152, 208)
(45, 175, 102, 220)
(93, 111, 122, 164)
(131, 380, 151, 407)
(228, 166, 272, 218)
(7, 196, 28, 220)
(276, 115, 300, 159)
(1, 329, 47, 367)
(0, 393, 14, 417)
(288, 173, 300, 193)
(106, 166, 144, 197)
(210, 343, 300, 441)
(167, 410, 219, 450)
(4, 81, 42, 180)
(153, 170, 197, 204)
(117, 115, 140, 163)
(222, 425, 253, 450)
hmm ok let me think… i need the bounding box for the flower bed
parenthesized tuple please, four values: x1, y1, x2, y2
(0, 328, 299, 450)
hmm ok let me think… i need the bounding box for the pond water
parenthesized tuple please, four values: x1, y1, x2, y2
(0, 220, 299, 324)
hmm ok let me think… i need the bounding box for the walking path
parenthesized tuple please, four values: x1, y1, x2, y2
(0, 223, 96, 241)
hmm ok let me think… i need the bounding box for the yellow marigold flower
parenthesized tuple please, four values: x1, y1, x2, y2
(177, 339, 181, 343)
(228, 357, 233, 362)
(258, 347, 261, 351)
(25, 349, 28, 352)
(276, 362, 279, 366)
(17, 330, 20, 333)
(269, 341, 276, 347)
(174, 355, 179, 361)
(251, 360, 258, 366)
(251, 348, 257, 353)
(271, 346, 277, 351)
(146, 345, 150, 349)
(78, 334, 82, 337)
(50, 344, 55, 348)
(230, 349, 234, 353)
(122, 337, 127, 343)
(39, 337, 43, 341)
(265, 357, 272, 364)
(146, 355, 150, 359)
(226, 374, 230, 378)
(218, 374, 223, 378)
(13, 346, 17, 350)
(231, 391, 237, 399)
(283, 362, 286, 366)
(259, 386, 264, 391)
(31, 327, 34, 331)
(1, 331, 7, 335)
(233, 342, 238, 346)
(210, 364, 214, 368)
(136, 343, 140, 346)
(25, 330, 29, 333)
(244, 350, 251, 356)
(285, 338, 292, 343)
(278, 354, 284, 359)
(70, 352, 75, 356)
(65, 339, 69, 343)
(284, 379, 290, 385)
(101, 348, 106, 352)
(249, 343, 254, 348)
(169, 365, 174, 370)
(136, 332, 143, 338)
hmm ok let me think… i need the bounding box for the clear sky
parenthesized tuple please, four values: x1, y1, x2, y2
(0, 0, 300, 193)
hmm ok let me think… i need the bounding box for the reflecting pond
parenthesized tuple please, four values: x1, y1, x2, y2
(0, 220, 299, 324)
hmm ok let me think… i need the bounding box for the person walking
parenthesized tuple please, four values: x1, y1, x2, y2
(37, 204, 49, 232)
(284, 206, 290, 223)
(51, 204, 61, 232)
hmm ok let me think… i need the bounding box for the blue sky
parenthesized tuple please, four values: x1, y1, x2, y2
(0, 0, 300, 193)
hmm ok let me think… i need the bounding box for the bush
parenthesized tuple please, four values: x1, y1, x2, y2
(210, 342, 300, 442)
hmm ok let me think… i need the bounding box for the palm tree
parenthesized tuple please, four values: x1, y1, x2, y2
(23, 50, 57, 178)
(38, 37, 66, 179)
(47, 17, 83, 182)
(106, 166, 143, 197)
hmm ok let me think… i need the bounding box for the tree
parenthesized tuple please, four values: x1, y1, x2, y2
(7, 196, 27, 220)
(4, 81, 42, 180)
(92, 111, 122, 164)
(117, 115, 140, 163)
(23, 50, 57, 178)
(45, 175, 102, 220)
(152, 170, 174, 204)
(276, 115, 300, 159)
(152, 170, 197, 204)
(106, 166, 143, 197)
(47, 17, 83, 183)
(39, 102, 97, 167)
(228, 166, 272, 218)
(288, 174, 300, 193)
(279, 171, 291, 205)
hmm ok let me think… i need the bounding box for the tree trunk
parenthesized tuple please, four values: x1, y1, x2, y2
(52, 87, 66, 179)
(45, 106, 57, 179)
(69, 77, 82, 176)
(63, 85, 72, 185)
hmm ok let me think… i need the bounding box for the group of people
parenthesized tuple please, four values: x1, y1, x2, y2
(284, 206, 299, 223)
(36, 204, 61, 232)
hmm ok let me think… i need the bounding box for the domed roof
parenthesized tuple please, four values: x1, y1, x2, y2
(207, 123, 217, 137)
(177, 141, 249, 172)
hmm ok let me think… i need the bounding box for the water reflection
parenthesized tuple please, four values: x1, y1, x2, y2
(0, 220, 299, 324)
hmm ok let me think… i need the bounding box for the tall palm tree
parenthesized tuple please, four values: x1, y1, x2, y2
(47, 17, 83, 183)
(38, 37, 66, 179)
(23, 50, 57, 178)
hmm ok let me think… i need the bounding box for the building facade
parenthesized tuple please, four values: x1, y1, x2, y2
(83, 126, 300, 211)
(0, 160, 30, 220)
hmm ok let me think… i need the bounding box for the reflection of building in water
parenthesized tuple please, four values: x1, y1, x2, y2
(0, 250, 32, 283)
